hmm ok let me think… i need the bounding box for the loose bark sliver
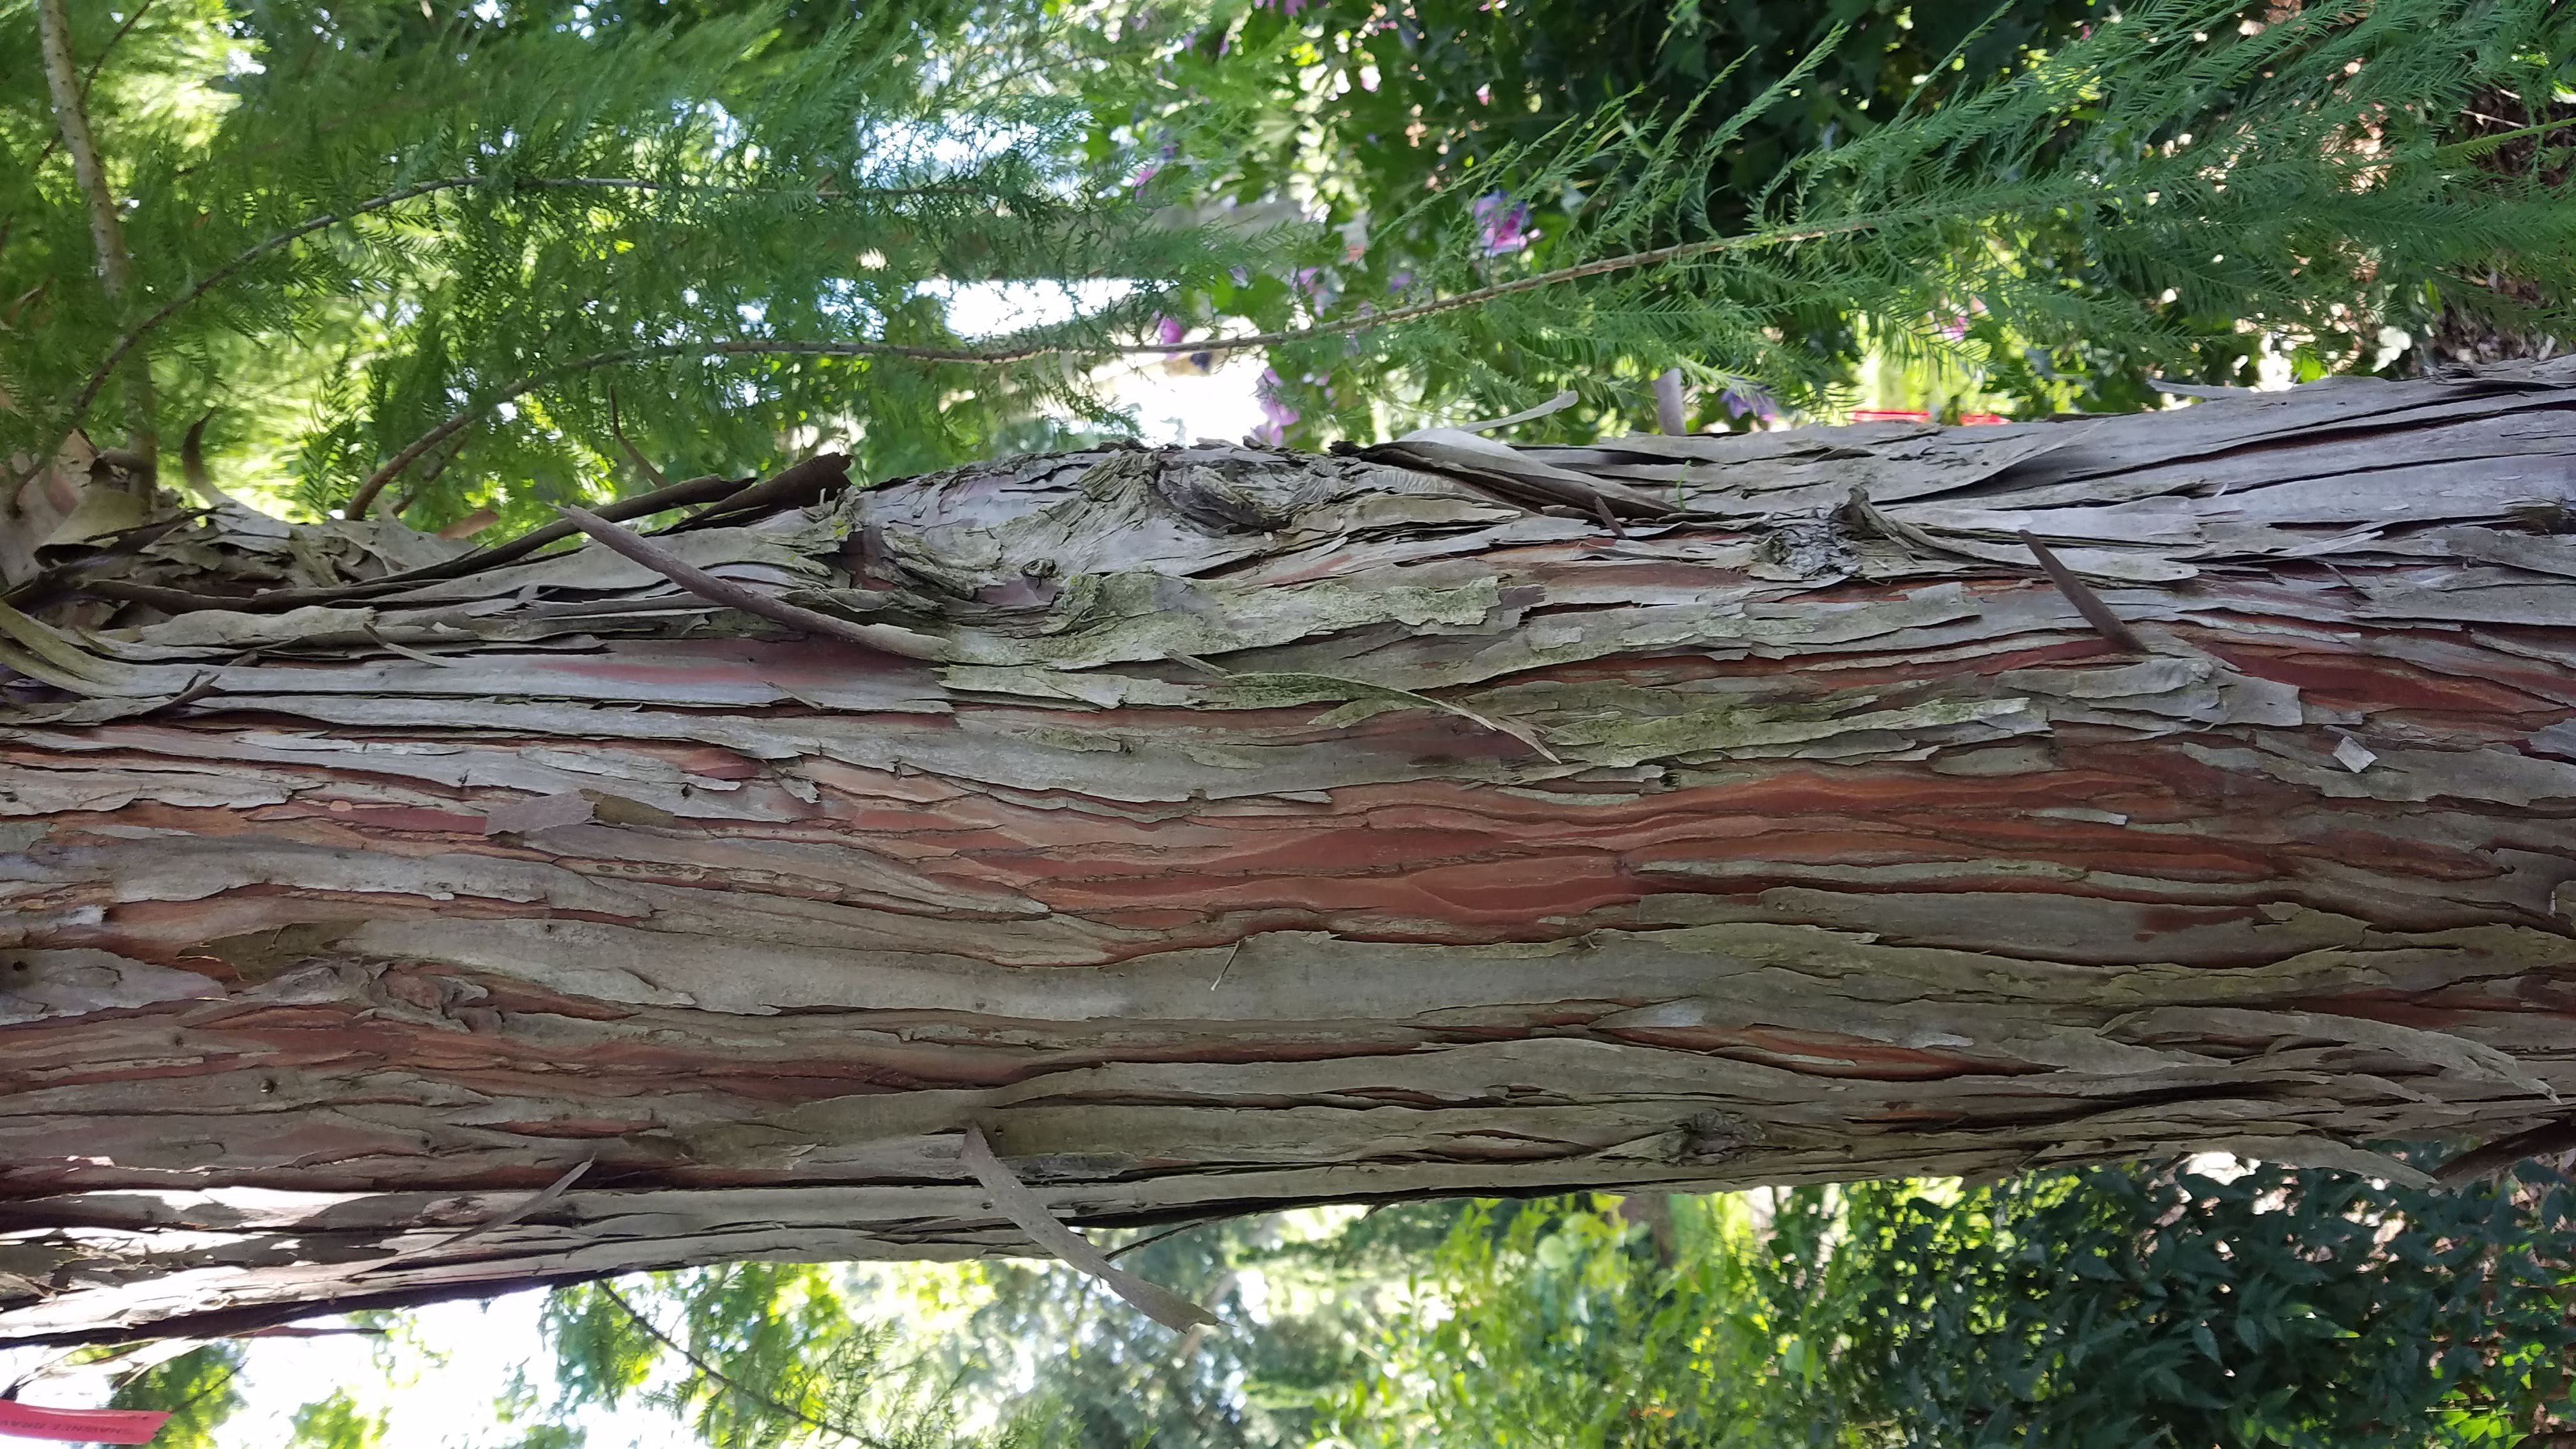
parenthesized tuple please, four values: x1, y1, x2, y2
(957, 1126, 1217, 1333)
(355, 1157, 594, 1275)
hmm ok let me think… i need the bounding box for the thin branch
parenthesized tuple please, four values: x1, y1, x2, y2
(78, 0, 153, 104)
(1102, 1215, 1234, 1262)
(388, 430, 471, 518)
(664, 450, 848, 532)
(607, 388, 669, 489)
(15, 0, 153, 180)
(37, 0, 155, 463)
(3, 280, 50, 328)
(595, 1283, 906, 1449)
(552, 504, 952, 661)
(65, 176, 471, 440)
(1147, 209, 1898, 354)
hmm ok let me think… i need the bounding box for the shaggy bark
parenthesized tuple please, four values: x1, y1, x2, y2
(5, 363, 2576, 1345)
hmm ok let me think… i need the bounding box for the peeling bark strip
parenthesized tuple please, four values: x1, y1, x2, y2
(5, 362, 2576, 1345)
(958, 1127, 1215, 1331)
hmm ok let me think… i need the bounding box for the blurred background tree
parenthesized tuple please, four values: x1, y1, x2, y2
(101, 1153, 2563, 1447)
(1306, 1154, 2576, 1448)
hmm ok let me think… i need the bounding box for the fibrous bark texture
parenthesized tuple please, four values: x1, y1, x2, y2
(6, 364, 2576, 1344)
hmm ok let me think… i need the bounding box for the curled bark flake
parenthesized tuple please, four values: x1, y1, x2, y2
(2433, 1117, 2576, 1186)
(178, 413, 230, 507)
(1444, 387, 1579, 435)
(1591, 495, 1629, 539)
(0, 602, 121, 694)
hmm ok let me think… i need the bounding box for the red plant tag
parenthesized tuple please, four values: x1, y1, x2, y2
(0, 1400, 172, 1444)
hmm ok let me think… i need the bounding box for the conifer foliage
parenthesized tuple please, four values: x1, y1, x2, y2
(3, 0, 1273, 533)
(1120, 0, 2576, 435)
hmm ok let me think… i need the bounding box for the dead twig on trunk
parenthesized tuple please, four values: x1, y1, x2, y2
(554, 504, 951, 661)
(2019, 530, 2149, 653)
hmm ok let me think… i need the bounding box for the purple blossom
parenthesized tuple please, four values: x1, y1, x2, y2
(1388, 269, 1414, 292)
(1128, 141, 1178, 196)
(1254, 366, 1301, 445)
(1472, 191, 1532, 256)
(1718, 381, 1780, 424)
(1933, 295, 1986, 341)
(1230, 266, 1252, 288)
(1293, 266, 1340, 311)
(1153, 314, 1186, 347)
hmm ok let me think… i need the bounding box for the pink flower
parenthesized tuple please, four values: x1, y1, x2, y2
(1254, 366, 1302, 445)
(1129, 141, 1178, 196)
(1472, 191, 1531, 256)
(1933, 295, 1984, 342)
(1719, 381, 1779, 423)
(1154, 314, 1186, 347)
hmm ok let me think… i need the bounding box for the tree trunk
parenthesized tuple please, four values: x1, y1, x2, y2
(6, 363, 2576, 1345)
